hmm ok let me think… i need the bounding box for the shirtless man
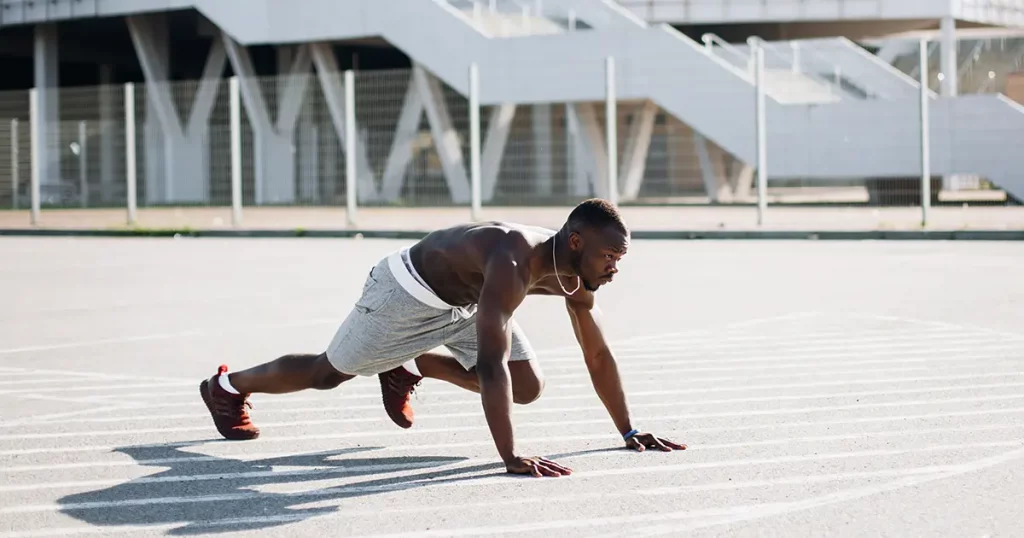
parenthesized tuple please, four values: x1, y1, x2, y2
(200, 198, 686, 477)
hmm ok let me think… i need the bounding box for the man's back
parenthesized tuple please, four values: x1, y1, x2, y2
(408, 221, 555, 308)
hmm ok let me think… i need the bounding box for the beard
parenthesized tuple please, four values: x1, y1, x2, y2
(569, 251, 599, 292)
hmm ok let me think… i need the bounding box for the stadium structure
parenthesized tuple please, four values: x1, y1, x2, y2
(1, 0, 1023, 210)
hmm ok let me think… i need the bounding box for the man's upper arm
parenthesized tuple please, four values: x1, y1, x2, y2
(475, 250, 528, 370)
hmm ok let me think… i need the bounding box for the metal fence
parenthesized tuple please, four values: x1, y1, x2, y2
(0, 40, 1017, 230)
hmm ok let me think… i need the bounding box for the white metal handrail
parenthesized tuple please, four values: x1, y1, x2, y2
(700, 33, 750, 68)
(748, 36, 848, 97)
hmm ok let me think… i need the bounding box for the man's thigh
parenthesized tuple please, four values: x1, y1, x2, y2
(444, 317, 538, 371)
(326, 262, 451, 376)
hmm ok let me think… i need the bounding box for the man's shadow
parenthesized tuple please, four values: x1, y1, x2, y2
(56, 443, 503, 535)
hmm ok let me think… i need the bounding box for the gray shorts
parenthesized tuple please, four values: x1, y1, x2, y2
(326, 249, 537, 376)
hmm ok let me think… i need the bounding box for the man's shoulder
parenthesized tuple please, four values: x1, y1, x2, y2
(461, 222, 553, 251)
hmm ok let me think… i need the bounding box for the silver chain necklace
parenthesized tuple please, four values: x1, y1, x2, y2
(552, 235, 581, 295)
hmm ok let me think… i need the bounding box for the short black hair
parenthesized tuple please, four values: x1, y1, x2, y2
(565, 198, 628, 235)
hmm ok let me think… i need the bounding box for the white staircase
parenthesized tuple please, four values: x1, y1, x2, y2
(191, 0, 1024, 202)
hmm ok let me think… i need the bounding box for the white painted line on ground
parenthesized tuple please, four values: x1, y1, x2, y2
(537, 312, 824, 354)
(85, 361, 1021, 404)
(544, 326, 970, 356)
(629, 444, 1024, 537)
(0, 382, 194, 396)
(8, 370, 1022, 427)
(0, 393, 134, 406)
(0, 407, 131, 428)
(4, 380, 1021, 432)
(541, 345, 1022, 371)
(0, 333, 205, 355)
(0, 465, 962, 519)
(18, 345, 1014, 398)
(3, 422, 1019, 476)
(1, 392, 1020, 443)
(539, 329, 988, 362)
(0, 318, 339, 356)
(0, 464, 973, 538)
(0, 367, 193, 384)
(353, 445, 1024, 538)
(4, 406, 1022, 458)
(845, 312, 1024, 342)
(1, 438, 1019, 495)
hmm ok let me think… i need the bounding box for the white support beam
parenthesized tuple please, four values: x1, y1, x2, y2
(619, 100, 657, 202)
(481, 104, 516, 202)
(276, 45, 312, 133)
(733, 165, 755, 202)
(939, 17, 958, 97)
(186, 42, 227, 138)
(470, 63, 481, 220)
(413, 64, 471, 204)
(565, 105, 589, 197)
(223, 34, 311, 204)
(605, 56, 618, 206)
(569, 103, 609, 198)
(694, 133, 731, 203)
(127, 14, 225, 203)
(98, 64, 117, 203)
(127, 14, 172, 204)
(33, 24, 59, 193)
(380, 77, 424, 202)
(310, 42, 379, 202)
(532, 104, 552, 196)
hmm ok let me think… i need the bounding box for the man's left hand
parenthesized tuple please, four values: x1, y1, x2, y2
(625, 432, 687, 452)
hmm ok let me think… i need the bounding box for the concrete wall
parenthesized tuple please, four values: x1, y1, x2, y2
(616, 0, 1024, 26)
(617, 0, 955, 24)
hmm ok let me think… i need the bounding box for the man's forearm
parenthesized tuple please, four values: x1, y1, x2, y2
(586, 351, 633, 436)
(478, 359, 516, 463)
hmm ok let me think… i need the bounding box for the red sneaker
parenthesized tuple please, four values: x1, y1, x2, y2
(200, 365, 260, 440)
(378, 366, 422, 429)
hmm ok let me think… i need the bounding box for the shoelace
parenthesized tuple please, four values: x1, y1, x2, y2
(214, 395, 254, 423)
(387, 374, 421, 395)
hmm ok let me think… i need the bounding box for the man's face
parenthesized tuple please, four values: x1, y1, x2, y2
(568, 226, 629, 292)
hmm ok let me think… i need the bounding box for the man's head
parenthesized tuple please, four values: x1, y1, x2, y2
(562, 198, 630, 292)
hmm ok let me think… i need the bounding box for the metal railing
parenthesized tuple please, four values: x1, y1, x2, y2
(445, 0, 581, 35)
(701, 33, 849, 99)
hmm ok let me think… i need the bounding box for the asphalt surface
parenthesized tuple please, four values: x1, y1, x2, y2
(1, 237, 1023, 537)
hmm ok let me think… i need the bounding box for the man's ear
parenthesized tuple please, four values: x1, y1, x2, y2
(568, 230, 583, 251)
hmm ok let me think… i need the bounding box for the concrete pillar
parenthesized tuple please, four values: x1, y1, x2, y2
(940, 16, 958, 97)
(224, 36, 310, 205)
(140, 13, 169, 204)
(532, 104, 552, 196)
(33, 23, 60, 196)
(98, 64, 117, 202)
(939, 16, 958, 191)
(284, 45, 321, 202)
(128, 14, 225, 205)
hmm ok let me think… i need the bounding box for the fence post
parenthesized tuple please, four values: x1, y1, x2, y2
(230, 76, 243, 227)
(125, 82, 137, 226)
(469, 62, 482, 221)
(754, 44, 768, 226)
(78, 120, 88, 208)
(919, 38, 931, 227)
(29, 88, 40, 225)
(605, 56, 618, 205)
(10, 119, 17, 210)
(345, 69, 358, 228)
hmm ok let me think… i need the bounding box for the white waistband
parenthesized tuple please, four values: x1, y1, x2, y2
(386, 249, 455, 311)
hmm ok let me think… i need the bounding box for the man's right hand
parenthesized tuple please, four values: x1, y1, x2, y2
(505, 456, 573, 477)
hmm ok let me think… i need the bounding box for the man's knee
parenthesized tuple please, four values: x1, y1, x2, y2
(311, 354, 353, 390)
(513, 375, 545, 405)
